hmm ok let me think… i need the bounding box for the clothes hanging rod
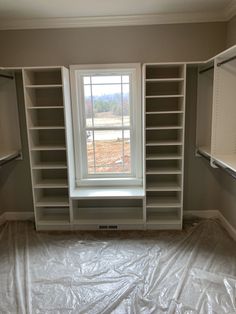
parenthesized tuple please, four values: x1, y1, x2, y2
(217, 55, 236, 67)
(0, 74, 14, 80)
(199, 65, 214, 74)
(196, 149, 210, 161)
(0, 152, 21, 167)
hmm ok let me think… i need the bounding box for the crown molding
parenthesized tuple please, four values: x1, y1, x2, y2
(0, 10, 229, 30)
(224, 0, 236, 20)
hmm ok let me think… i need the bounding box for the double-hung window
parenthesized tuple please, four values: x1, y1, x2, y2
(70, 64, 142, 187)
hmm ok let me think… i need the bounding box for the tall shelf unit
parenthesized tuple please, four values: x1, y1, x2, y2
(143, 63, 186, 229)
(23, 67, 71, 230)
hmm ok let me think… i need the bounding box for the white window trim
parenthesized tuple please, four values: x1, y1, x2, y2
(70, 63, 142, 187)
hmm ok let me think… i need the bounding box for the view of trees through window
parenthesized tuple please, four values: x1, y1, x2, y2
(83, 75, 131, 174)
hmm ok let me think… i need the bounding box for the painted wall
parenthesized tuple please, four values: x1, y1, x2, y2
(0, 22, 226, 213)
(226, 15, 236, 47)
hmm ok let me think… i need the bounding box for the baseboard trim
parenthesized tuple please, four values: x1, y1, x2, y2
(184, 210, 236, 241)
(0, 211, 34, 225)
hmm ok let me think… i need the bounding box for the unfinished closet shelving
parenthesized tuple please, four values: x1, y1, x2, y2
(144, 63, 186, 229)
(0, 69, 22, 166)
(23, 67, 71, 230)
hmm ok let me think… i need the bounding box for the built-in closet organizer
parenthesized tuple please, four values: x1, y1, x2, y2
(0, 69, 22, 166)
(143, 63, 186, 229)
(196, 45, 236, 176)
(22, 67, 72, 230)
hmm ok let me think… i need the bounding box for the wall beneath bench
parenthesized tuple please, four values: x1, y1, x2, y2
(0, 21, 227, 214)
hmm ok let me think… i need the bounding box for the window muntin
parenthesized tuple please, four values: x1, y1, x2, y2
(70, 64, 142, 186)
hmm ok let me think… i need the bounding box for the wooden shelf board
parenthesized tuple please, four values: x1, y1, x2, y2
(29, 126, 65, 130)
(27, 106, 64, 109)
(146, 95, 184, 99)
(25, 84, 62, 88)
(30, 145, 66, 151)
(34, 179, 68, 188)
(146, 126, 183, 130)
(146, 78, 184, 82)
(71, 187, 145, 199)
(36, 196, 69, 207)
(74, 207, 143, 224)
(146, 168, 182, 174)
(146, 111, 184, 115)
(146, 182, 181, 191)
(146, 197, 181, 208)
(32, 162, 67, 169)
(146, 141, 183, 146)
(146, 154, 182, 160)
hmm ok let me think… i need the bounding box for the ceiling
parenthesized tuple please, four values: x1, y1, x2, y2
(0, 0, 235, 30)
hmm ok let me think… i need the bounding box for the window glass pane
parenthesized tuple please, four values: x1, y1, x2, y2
(123, 84, 130, 127)
(122, 75, 129, 83)
(83, 76, 90, 85)
(92, 84, 123, 127)
(84, 85, 93, 127)
(91, 75, 121, 84)
(86, 130, 131, 174)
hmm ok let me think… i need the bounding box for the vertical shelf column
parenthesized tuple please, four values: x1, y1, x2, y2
(23, 67, 71, 230)
(143, 63, 186, 230)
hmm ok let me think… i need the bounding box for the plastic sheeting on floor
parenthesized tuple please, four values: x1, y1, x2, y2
(0, 219, 236, 314)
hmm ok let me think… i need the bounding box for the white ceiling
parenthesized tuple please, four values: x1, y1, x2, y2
(0, 0, 235, 30)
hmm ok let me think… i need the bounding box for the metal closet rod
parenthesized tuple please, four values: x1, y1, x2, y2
(217, 55, 236, 67)
(0, 74, 14, 80)
(197, 149, 236, 180)
(199, 65, 214, 74)
(0, 153, 21, 167)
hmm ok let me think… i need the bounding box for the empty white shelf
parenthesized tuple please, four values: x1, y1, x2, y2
(146, 126, 183, 130)
(146, 154, 182, 160)
(146, 140, 182, 146)
(32, 162, 67, 169)
(146, 167, 181, 174)
(34, 179, 68, 189)
(36, 196, 69, 207)
(146, 111, 184, 115)
(146, 211, 180, 224)
(29, 126, 65, 130)
(73, 207, 143, 224)
(25, 84, 62, 88)
(30, 145, 66, 151)
(71, 187, 145, 199)
(28, 106, 64, 109)
(146, 197, 181, 208)
(146, 95, 184, 99)
(146, 182, 181, 191)
(146, 78, 184, 82)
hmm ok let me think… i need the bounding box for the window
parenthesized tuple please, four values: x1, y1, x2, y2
(70, 64, 142, 186)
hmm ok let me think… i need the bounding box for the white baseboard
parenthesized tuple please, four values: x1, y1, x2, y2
(0, 210, 235, 241)
(184, 210, 236, 241)
(0, 211, 34, 225)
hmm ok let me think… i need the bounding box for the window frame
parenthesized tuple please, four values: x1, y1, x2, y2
(70, 63, 142, 187)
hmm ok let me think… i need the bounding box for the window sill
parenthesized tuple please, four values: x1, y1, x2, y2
(70, 186, 145, 199)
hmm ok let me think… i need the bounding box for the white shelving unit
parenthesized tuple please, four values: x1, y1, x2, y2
(143, 63, 186, 229)
(23, 67, 72, 230)
(0, 69, 22, 165)
(196, 60, 214, 158)
(211, 46, 236, 172)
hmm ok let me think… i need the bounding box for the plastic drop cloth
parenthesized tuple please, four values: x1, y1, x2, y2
(0, 219, 236, 314)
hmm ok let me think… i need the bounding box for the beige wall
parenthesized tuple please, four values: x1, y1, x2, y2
(226, 15, 236, 47)
(0, 22, 227, 214)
